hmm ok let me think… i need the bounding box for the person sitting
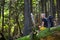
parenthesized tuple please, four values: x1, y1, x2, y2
(38, 13, 48, 31)
(41, 13, 48, 28)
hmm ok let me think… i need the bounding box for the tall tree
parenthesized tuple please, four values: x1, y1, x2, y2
(8, 0, 13, 40)
(13, 0, 23, 37)
(38, 0, 41, 26)
(1, 0, 5, 33)
(44, 0, 47, 17)
(41, 0, 45, 13)
(0, 1, 1, 18)
(30, 0, 32, 13)
(50, 0, 56, 18)
(23, 0, 32, 36)
(56, 0, 60, 25)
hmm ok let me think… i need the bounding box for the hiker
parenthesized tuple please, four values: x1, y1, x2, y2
(48, 15, 54, 27)
(41, 13, 48, 28)
(38, 13, 48, 31)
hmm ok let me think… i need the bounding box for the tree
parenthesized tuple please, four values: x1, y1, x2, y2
(56, 0, 60, 25)
(13, 0, 23, 37)
(41, 0, 44, 13)
(23, 0, 32, 36)
(1, 0, 5, 33)
(8, 0, 13, 40)
(44, 0, 47, 17)
(50, 0, 56, 18)
(0, 1, 1, 18)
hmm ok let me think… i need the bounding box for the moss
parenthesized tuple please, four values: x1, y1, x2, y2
(17, 35, 30, 40)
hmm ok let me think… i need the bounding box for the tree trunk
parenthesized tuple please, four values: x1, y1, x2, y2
(1, 0, 5, 33)
(44, 0, 47, 17)
(8, 0, 13, 40)
(30, 0, 32, 13)
(14, 0, 22, 37)
(41, 0, 44, 13)
(56, 0, 60, 25)
(0, 1, 1, 18)
(50, 0, 56, 18)
(23, 0, 32, 36)
(38, 1, 41, 26)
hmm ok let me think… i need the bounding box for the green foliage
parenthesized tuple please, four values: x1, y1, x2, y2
(37, 28, 52, 38)
(17, 35, 30, 40)
(55, 27, 60, 31)
(0, 0, 59, 40)
(50, 26, 60, 31)
(16, 26, 60, 40)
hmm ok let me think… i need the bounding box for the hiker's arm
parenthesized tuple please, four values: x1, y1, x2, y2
(42, 21, 44, 27)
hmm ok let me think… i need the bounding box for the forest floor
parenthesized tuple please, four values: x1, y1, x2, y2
(17, 25, 60, 40)
(40, 31, 60, 40)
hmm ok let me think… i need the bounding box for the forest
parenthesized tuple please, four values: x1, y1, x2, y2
(0, 0, 60, 40)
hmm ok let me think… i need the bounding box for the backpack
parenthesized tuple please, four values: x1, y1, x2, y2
(47, 16, 54, 28)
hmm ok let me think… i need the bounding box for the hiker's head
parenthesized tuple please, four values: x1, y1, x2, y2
(41, 13, 46, 18)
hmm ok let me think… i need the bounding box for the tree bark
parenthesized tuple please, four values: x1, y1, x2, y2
(14, 0, 22, 37)
(44, 0, 47, 17)
(56, 0, 60, 25)
(41, 0, 44, 13)
(23, 0, 32, 36)
(1, 0, 5, 33)
(0, 1, 1, 18)
(8, 0, 13, 40)
(50, 0, 56, 18)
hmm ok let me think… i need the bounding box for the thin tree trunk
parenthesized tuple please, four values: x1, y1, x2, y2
(50, 0, 56, 18)
(38, 1, 41, 26)
(8, 0, 13, 40)
(1, 0, 5, 33)
(52, 0, 56, 18)
(15, 14, 22, 36)
(16, 0, 23, 37)
(0, 2, 1, 18)
(56, 0, 60, 25)
(50, 0, 53, 15)
(14, 0, 22, 36)
(30, 0, 32, 13)
(44, 0, 47, 17)
(41, 0, 44, 13)
(47, 0, 50, 16)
